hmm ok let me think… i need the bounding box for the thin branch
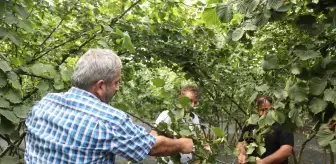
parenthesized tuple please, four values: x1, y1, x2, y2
(15, 70, 53, 80)
(39, 19, 64, 47)
(0, 132, 26, 158)
(224, 93, 248, 116)
(22, 88, 38, 101)
(29, 35, 83, 64)
(298, 132, 316, 164)
(110, 0, 142, 27)
(58, 34, 97, 65)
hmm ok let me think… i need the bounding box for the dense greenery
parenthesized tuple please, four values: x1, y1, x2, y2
(0, 0, 335, 163)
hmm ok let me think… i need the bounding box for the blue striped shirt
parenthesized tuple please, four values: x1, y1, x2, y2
(25, 87, 156, 164)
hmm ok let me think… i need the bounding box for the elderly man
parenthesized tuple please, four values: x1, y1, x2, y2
(237, 95, 294, 164)
(24, 49, 193, 164)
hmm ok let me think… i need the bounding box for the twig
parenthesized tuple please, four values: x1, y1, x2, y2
(110, 0, 142, 27)
(22, 88, 38, 101)
(39, 19, 64, 47)
(14, 69, 53, 80)
(58, 34, 97, 65)
(29, 35, 83, 64)
(298, 132, 316, 164)
(0, 133, 26, 158)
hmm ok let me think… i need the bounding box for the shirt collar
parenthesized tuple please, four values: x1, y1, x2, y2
(67, 87, 100, 100)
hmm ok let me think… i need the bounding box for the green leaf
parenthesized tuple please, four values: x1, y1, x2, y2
(262, 54, 278, 70)
(4, 89, 21, 104)
(0, 61, 12, 72)
(274, 89, 288, 100)
(288, 104, 300, 123)
(289, 82, 308, 102)
(13, 105, 30, 118)
(265, 112, 275, 125)
(216, 3, 232, 23)
(309, 98, 327, 115)
(329, 78, 336, 86)
(0, 97, 10, 108)
(246, 144, 256, 155)
(172, 108, 184, 120)
(0, 75, 7, 88)
(247, 156, 256, 162)
(295, 49, 321, 61)
(232, 28, 244, 41)
(122, 31, 135, 53)
(255, 84, 269, 92)
(37, 80, 50, 91)
(30, 63, 57, 76)
(316, 124, 335, 147)
(0, 116, 16, 134)
(257, 146, 266, 155)
(0, 155, 20, 164)
(324, 89, 336, 104)
(202, 7, 220, 25)
(151, 78, 165, 87)
(178, 96, 191, 109)
(212, 127, 225, 137)
(267, 0, 284, 10)
(276, 3, 292, 12)
(291, 64, 301, 75)
(249, 92, 258, 104)
(253, 11, 271, 27)
(0, 27, 7, 37)
(60, 66, 72, 82)
(271, 110, 286, 124)
(6, 31, 21, 45)
(330, 140, 336, 152)
(242, 22, 257, 31)
(53, 73, 64, 90)
(18, 19, 33, 32)
(247, 114, 259, 125)
(0, 109, 19, 124)
(7, 71, 21, 90)
(15, 5, 29, 18)
(273, 101, 285, 109)
(179, 129, 192, 137)
(309, 77, 327, 96)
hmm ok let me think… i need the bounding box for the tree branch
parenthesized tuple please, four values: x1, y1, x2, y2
(298, 132, 316, 164)
(39, 19, 64, 47)
(29, 35, 83, 64)
(15, 69, 53, 81)
(0, 132, 26, 158)
(23, 88, 39, 101)
(110, 0, 142, 27)
(58, 34, 97, 65)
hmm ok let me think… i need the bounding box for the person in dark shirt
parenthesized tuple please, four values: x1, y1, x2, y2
(237, 95, 294, 164)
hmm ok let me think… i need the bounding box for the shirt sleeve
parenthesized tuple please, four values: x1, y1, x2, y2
(278, 126, 294, 147)
(155, 110, 171, 126)
(110, 115, 156, 163)
(238, 125, 248, 142)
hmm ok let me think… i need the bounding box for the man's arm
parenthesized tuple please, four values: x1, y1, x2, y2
(149, 136, 193, 156)
(258, 145, 293, 164)
(237, 142, 247, 164)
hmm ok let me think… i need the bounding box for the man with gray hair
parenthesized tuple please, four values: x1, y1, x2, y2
(25, 49, 193, 164)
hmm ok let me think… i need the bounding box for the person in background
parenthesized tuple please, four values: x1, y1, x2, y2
(151, 85, 201, 164)
(237, 95, 294, 164)
(24, 49, 193, 164)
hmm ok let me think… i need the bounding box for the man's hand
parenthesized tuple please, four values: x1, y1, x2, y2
(179, 138, 194, 153)
(256, 157, 264, 164)
(238, 154, 246, 164)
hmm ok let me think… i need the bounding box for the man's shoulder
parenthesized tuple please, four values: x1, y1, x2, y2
(41, 90, 127, 122)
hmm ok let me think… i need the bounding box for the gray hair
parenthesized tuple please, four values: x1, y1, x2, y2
(71, 49, 122, 90)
